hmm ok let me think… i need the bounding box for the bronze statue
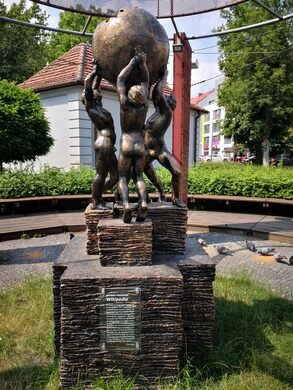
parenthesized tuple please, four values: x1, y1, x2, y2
(82, 66, 118, 209)
(144, 68, 185, 208)
(117, 50, 149, 223)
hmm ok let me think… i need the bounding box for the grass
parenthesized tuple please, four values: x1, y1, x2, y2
(0, 276, 292, 390)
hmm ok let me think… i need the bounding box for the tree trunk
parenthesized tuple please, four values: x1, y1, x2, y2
(262, 137, 270, 167)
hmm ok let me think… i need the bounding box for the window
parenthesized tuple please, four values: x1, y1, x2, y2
(203, 112, 210, 121)
(224, 137, 232, 144)
(213, 109, 221, 120)
(204, 124, 210, 134)
(212, 123, 219, 133)
(204, 136, 209, 145)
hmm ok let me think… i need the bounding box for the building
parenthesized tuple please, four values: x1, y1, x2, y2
(191, 79, 234, 160)
(20, 43, 206, 170)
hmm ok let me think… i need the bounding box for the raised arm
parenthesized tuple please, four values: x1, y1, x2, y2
(152, 66, 169, 112)
(117, 50, 149, 104)
(117, 57, 137, 104)
(135, 49, 149, 95)
(83, 65, 99, 109)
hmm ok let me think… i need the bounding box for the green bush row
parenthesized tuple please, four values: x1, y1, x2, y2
(0, 163, 292, 199)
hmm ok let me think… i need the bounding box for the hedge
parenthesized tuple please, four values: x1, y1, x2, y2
(0, 163, 292, 200)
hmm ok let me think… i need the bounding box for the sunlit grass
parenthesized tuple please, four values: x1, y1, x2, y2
(0, 275, 292, 389)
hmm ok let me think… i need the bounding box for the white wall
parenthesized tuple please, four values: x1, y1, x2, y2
(34, 85, 197, 170)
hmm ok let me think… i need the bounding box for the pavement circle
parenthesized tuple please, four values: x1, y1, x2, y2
(0, 231, 292, 300)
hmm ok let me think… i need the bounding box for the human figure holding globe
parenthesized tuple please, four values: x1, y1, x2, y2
(144, 68, 186, 208)
(116, 49, 149, 223)
(82, 66, 118, 209)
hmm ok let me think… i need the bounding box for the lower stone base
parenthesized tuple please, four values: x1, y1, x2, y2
(53, 236, 215, 388)
(98, 219, 152, 266)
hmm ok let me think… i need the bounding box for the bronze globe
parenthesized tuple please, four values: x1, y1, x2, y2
(92, 8, 170, 86)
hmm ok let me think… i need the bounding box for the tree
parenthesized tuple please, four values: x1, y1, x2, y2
(217, 1, 293, 165)
(0, 0, 49, 83)
(0, 80, 54, 170)
(48, 6, 103, 61)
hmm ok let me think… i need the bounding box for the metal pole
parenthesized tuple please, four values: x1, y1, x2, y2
(251, 0, 283, 19)
(82, 15, 92, 35)
(0, 15, 93, 37)
(187, 13, 292, 40)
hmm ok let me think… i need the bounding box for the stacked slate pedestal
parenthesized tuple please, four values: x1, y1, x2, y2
(54, 202, 215, 388)
(84, 204, 113, 254)
(98, 219, 153, 266)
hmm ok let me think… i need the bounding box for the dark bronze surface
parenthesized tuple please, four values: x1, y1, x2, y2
(92, 8, 169, 86)
(82, 67, 118, 209)
(144, 70, 185, 208)
(117, 50, 149, 223)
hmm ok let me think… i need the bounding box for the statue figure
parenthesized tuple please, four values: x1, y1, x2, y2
(117, 50, 149, 223)
(144, 68, 185, 208)
(82, 66, 118, 209)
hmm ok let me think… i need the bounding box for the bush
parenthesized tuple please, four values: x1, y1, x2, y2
(0, 80, 53, 169)
(0, 163, 292, 200)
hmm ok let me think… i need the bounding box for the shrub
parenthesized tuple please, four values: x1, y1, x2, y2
(0, 80, 53, 170)
(0, 163, 292, 200)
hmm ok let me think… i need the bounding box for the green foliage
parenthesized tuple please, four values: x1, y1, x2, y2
(48, 6, 104, 62)
(0, 80, 53, 168)
(217, 1, 293, 163)
(188, 163, 293, 199)
(0, 0, 49, 83)
(1, 275, 292, 389)
(0, 163, 292, 200)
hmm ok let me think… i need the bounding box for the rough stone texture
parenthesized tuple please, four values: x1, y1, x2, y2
(53, 236, 215, 388)
(147, 202, 188, 254)
(113, 202, 188, 254)
(98, 219, 152, 266)
(84, 204, 113, 254)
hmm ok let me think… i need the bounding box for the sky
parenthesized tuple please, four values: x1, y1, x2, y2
(4, 0, 225, 97)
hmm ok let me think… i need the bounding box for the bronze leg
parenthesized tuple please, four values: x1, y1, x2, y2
(158, 148, 186, 208)
(92, 147, 113, 209)
(118, 154, 133, 223)
(133, 155, 148, 222)
(144, 163, 166, 202)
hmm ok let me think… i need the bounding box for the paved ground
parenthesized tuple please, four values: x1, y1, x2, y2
(0, 232, 82, 289)
(191, 232, 293, 300)
(0, 231, 292, 300)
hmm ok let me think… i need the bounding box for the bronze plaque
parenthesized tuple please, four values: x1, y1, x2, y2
(100, 287, 141, 351)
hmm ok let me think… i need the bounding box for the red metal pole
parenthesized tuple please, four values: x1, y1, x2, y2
(172, 33, 192, 203)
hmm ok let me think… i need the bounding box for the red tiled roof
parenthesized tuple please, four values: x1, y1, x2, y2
(191, 89, 215, 105)
(19, 43, 115, 93)
(20, 43, 207, 113)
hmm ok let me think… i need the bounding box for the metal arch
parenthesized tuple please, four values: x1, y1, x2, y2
(251, 0, 283, 20)
(0, 10, 292, 41)
(0, 15, 93, 37)
(30, 0, 249, 19)
(186, 12, 293, 40)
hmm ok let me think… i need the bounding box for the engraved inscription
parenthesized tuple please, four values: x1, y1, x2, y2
(100, 287, 141, 351)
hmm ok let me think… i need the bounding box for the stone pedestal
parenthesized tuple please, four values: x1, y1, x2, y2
(85, 202, 188, 256)
(53, 235, 215, 388)
(148, 203, 188, 254)
(98, 219, 152, 266)
(84, 204, 113, 254)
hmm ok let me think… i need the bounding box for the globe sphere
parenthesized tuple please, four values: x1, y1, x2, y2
(92, 8, 170, 86)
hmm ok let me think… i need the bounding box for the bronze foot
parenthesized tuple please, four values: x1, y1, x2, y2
(123, 205, 132, 223)
(173, 198, 186, 208)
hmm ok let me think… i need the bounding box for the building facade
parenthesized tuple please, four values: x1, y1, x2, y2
(191, 79, 234, 161)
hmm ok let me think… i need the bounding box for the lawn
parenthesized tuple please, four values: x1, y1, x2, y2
(0, 275, 292, 390)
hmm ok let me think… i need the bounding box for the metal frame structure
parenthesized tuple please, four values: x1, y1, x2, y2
(0, 1, 292, 41)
